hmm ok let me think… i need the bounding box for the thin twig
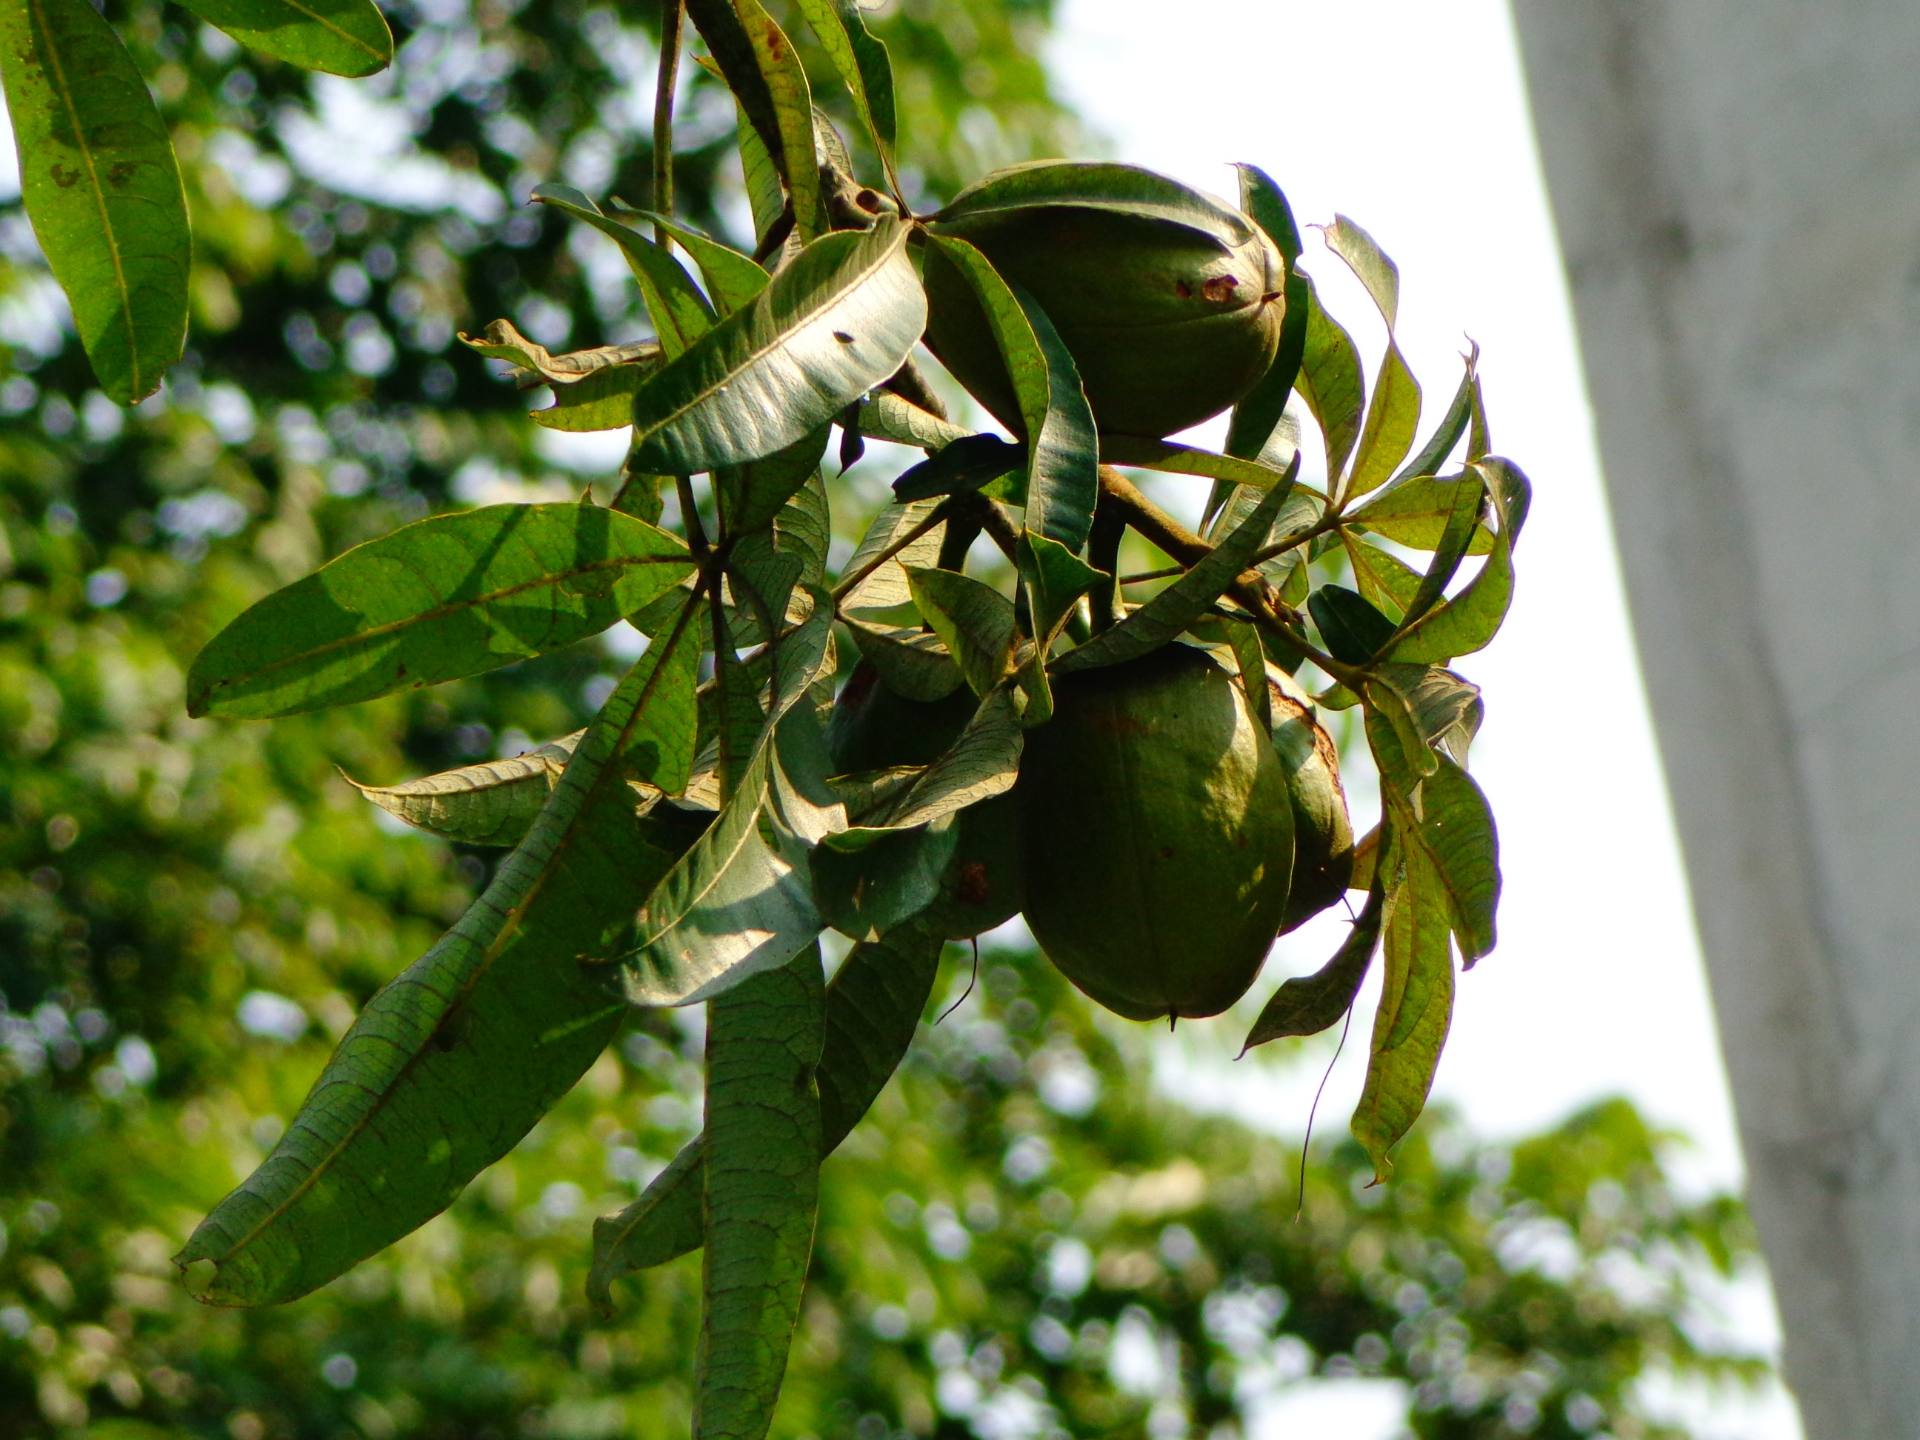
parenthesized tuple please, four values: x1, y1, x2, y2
(652, 1, 682, 249)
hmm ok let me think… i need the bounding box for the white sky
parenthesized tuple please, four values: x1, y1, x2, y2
(1044, 2, 1804, 1436)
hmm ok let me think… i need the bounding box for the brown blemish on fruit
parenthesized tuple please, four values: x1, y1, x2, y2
(1202, 274, 1241, 303)
(954, 861, 991, 907)
(1175, 280, 1192, 299)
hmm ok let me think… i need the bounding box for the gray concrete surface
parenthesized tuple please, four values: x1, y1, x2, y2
(1508, 4, 1920, 1434)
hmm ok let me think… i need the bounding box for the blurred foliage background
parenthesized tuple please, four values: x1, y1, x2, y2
(2, 2, 1765, 1436)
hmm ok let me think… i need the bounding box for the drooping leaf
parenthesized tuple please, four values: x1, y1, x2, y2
(906, 565, 1017, 698)
(684, 0, 791, 209)
(458, 319, 661, 383)
(608, 204, 770, 313)
(1389, 347, 1477, 490)
(839, 497, 947, 615)
(1295, 275, 1365, 482)
(0, 0, 189, 404)
(1099, 435, 1302, 493)
(1369, 662, 1483, 764)
(172, 0, 391, 76)
(1392, 467, 1486, 629)
(731, 95, 787, 246)
(1389, 459, 1531, 664)
(697, 946, 824, 1440)
(931, 160, 1252, 250)
(1352, 842, 1455, 1181)
(174, 599, 709, 1305)
(187, 504, 693, 718)
(858, 390, 974, 452)
(1342, 535, 1422, 621)
(615, 592, 843, 1007)
(718, 426, 830, 536)
(792, 0, 900, 190)
(1053, 454, 1299, 675)
(345, 732, 583, 847)
(588, 930, 940, 1303)
(891, 434, 1024, 502)
(1242, 885, 1384, 1052)
(811, 819, 958, 941)
(629, 218, 925, 474)
(1309, 585, 1398, 665)
(1322, 214, 1401, 327)
(1362, 671, 1439, 780)
(1350, 473, 1495, 554)
(827, 686, 1022, 844)
(923, 234, 1098, 552)
(1225, 163, 1311, 463)
(531, 186, 716, 359)
(844, 621, 963, 702)
(731, 0, 822, 240)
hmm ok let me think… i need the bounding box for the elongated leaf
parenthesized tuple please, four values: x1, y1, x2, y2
(732, 94, 787, 245)
(1390, 347, 1477, 490)
(1018, 531, 1104, 649)
(1, 0, 189, 404)
(175, 601, 709, 1305)
(532, 187, 715, 359)
(734, 0, 822, 239)
(829, 687, 1022, 844)
(1352, 844, 1455, 1181)
(173, 0, 391, 76)
(812, 819, 958, 940)
(1389, 459, 1531, 664)
(698, 947, 824, 1440)
(1343, 534, 1422, 620)
(792, 0, 899, 189)
(924, 234, 1098, 551)
(616, 594, 842, 1006)
(718, 426, 829, 536)
(1100, 435, 1301, 493)
(630, 219, 924, 474)
(346, 732, 583, 846)
(845, 621, 963, 702)
(1054, 455, 1298, 675)
(533, 365, 660, 432)
(859, 390, 974, 453)
(609, 205, 769, 313)
(1242, 885, 1384, 1052)
(188, 504, 693, 718)
(1366, 711, 1500, 962)
(1296, 276, 1365, 482)
(906, 565, 1017, 698)
(588, 930, 940, 1303)
(1393, 469, 1486, 628)
(932, 160, 1252, 249)
(839, 497, 946, 615)
(1322, 214, 1400, 328)
(459, 318, 660, 383)
(684, 0, 788, 205)
(892, 434, 1023, 502)
(1350, 473, 1495, 554)
(1225, 164, 1310, 462)
(1310, 583, 1396, 664)
(1346, 342, 1420, 500)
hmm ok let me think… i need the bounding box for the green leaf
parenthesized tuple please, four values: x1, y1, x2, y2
(1392, 469, 1486, 629)
(828, 686, 1022, 843)
(1362, 672, 1439, 780)
(172, 0, 391, 76)
(858, 391, 974, 453)
(1388, 459, 1531, 664)
(811, 821, 958, 940)
(458, 318, 660, 383)
(1366, 710, 1501, 962)
(718, 426, 830, 536)
(932, 160, 1253, 250)
(1224, 164, 1310, 463)
(1322, 214, 1401, 327)
(187, 503, 694, 718)
(791, 0, 900, 191)
(615, 593, 843, 1006)
(610, 204, 770, 315)
(1295, 275, 1365, 482)
(1352, 842, 1455, 1181)
(698, 947, 824, 1440)
(0, 0, 189, 404)
(684, 0, 792, 215)
(530, 366, 658, 432)
(1018, 531, 1104, 650)
(839, 498, 947, 616)
(344, 732, 582, 847)
(174, 600, 709, 1305)
(587, 930, 940, 1303)
(1349, 473, 1495, 554)
(922, 235, 1098, 552)
(1390, 347, 1477, 489)
(731, 0, 822, 240)
(844, 621, 963, 702)
(906, 566, 1017, 698)
(891, 434, 1023, 502)
(630, 218, 925, 474)
(1346, 342, 1420, 500)
(531, 186, 716, 360)
(1342, 535, 1422, 621)
(1054, 455, 1299, 675)
(731, 96, 787, 246)
(1309, 584, 1396, 665)
(1099, 435, 1301, 493)
(1242, 885, 1383, 1051)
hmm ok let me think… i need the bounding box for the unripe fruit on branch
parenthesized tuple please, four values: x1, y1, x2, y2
(1265, 671, 1356, 934)
(922, 166, 1287, 439)
(1017, 644, 1295, 1021)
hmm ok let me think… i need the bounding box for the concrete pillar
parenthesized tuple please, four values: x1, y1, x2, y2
(1507, 3, 1920, 1434)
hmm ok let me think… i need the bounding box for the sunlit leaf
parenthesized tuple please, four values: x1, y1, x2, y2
(532, 186, 716, 359)
(1225, 164, 1310, 463)
(922, 234, 1097, 552)
(458, 318, 661, 383)
(839, 498, 947, 615)
(1242, 885, 1383, 1051)
(1342, 535, 1422, 621)
(0, 0, 189, 404)
(629, 218, 924, 474)
(1388, 459, 1531, 664)
(732, 0, 822, 239)
(1295, 275, 1365, 482)
(1099, 435, 1301, 493)
(1367, 710, 1501, 963)
(858, 390, 974, 453)
(345, 732, 582, 847)
(931, 160, 1253, 250)
(587, 930, 940, 1303)
(906, 566, 1017, 698)
(792, 0, 900, 191)
(1350, 473, 1495, 554)
(611, 204, 770, 314)
(173, 0, 391, 76)
(1390, 346, 1477, 489)
(188, 504, 693, 718)
(698, 946, 824, 1440)
(174, 599, 708, 1305)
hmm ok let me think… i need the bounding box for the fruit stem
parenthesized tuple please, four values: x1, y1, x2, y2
(1087, 496, 1125, 632)
(652, 1, 682, 249)
(1095, 466, 1365, 688)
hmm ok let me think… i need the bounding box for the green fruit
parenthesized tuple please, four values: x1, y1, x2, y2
(1265, 672, 1356, 934)
(1017, 644, 1295, 1021)
(922, 168, 1286, 439)
(817, 662, 1023, 941)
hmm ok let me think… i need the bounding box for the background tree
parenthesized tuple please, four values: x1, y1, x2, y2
(2, 3, 1766, 1436)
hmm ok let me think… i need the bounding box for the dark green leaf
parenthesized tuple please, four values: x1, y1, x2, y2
(731, 0, 822, 239)
(792, 0, 900, 191)
(173, 0, 391, 76)
(1350, 473, 1495, 554)
(1099, 435, 1301, 493)
(629, 218, 924, 474)
(892, 434, 1024, 501)
(174, 600, 708, 1305)
(531, 187, 715, 359)
(828, 686, 1022, 843)
(684, 0, 790, 211)
(906, 566, 1016, 698)
(610, 204, 770, 314)
(922, 234, 1098, 552)
(844, 621, 963, 702)
(1308, 584, 1396, 665)
(812, 820, 958, 940)
(1225, 164, 1310, 463)
(932, 160, 1253, 250)
(718, 426, 830, 536)
(1353, 841, 1455, 1180)
(1389, 459, 1530, 664)
(1017, 531, 1104, 649)
(0, 0, 189, 403)
(1295, 275, 1365, 482)
(1242, 885, 1384, 1051)
(187, 503, 694, 718)
(698, 947, 824, 1440)
(587, 930, 940, 1301)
